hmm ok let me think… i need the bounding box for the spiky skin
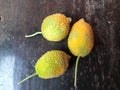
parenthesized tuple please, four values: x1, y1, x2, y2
(41, 13, 70, 42)
(35, 50, 71, 79)
(68, 19, 94, 57)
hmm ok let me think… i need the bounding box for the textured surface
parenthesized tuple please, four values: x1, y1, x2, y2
(68, 19, 94, 57)
(35, 50, 70, 79)
(41, 13, 70, 41)
(0, 0, 120, 90)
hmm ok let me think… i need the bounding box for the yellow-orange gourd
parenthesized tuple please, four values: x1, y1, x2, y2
(68, 18, 94, 88)
(68, 18, 94, 57)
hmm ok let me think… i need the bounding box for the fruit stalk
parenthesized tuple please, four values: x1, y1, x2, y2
(67, 17, 72, 23)
(25, 32, 42, 38)
(74, 56, 80, 89)
(17, 73, 37, 85)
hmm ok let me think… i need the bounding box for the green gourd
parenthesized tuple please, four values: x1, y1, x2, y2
(25, 13, 71, 42)
(17, 50, 71, 85)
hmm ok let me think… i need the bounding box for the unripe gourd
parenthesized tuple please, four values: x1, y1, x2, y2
(68, 19, 94, 88)
(25, 13, 71, 42)
(17, 50, 71, 85)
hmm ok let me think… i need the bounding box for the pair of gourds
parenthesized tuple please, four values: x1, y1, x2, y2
(18, 13, 94, 88)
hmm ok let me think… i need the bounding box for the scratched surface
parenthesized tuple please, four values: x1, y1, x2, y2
(0, 0, 120, 90)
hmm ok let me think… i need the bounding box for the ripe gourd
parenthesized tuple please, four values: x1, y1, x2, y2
(68, 19, 94, 88)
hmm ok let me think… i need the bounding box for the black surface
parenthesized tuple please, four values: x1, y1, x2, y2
(0, 0, 120, 90)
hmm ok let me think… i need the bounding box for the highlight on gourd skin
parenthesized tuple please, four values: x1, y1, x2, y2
(17, 50, 71, 85)
(25, 13, 72, 42)
(68, 18, 94, 89)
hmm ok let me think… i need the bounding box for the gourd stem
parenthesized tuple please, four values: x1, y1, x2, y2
(25, 32, 42, 38)
(74, 56, 80, 89)
(17, 73, 37, 85)
(67, 17, 72, 23)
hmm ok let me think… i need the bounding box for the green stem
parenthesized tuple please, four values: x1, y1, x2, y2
(74, 56, 80, 89)
(17, 73, 37, 85)
(25, 32, 42, 38)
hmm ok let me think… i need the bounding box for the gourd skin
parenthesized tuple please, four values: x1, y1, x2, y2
(41, 13, 70, 41)
(68, 19, 94, 57)
(35, 50, 71, 79)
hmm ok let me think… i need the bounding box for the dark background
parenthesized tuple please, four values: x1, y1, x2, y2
(0, 0, 120, 90)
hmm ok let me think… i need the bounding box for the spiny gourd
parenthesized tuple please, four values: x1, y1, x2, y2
(25, 13, 71, 42)
(68, 19, 94, 88)
(17, 50, 71, 85)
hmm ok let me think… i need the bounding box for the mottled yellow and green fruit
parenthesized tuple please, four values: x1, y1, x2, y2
(41, 13, 71, 41)
(68, 19, 94, 57)
(17, 50, 71, 85)
(35, 50, 71, 79)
